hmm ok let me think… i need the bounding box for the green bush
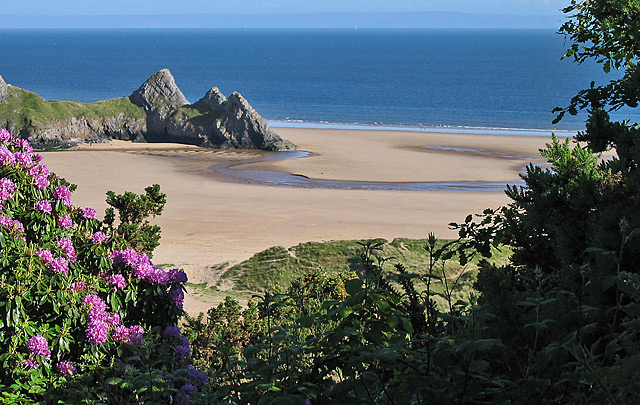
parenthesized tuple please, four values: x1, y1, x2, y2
(0, 128, 206, 403)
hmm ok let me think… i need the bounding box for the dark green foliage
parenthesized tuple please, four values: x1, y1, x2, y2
(104, 184, 166, 256)
(179, 3, 640, 402)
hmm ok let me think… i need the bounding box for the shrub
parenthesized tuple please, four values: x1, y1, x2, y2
(0, 128, 206, 403)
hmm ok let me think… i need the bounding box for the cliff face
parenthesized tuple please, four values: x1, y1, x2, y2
(0, 75, 7, 103)
(13, 114, 148, 148)
(0, 69, 295, 150)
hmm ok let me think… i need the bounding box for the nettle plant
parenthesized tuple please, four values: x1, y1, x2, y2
(0, 129, 205, 403)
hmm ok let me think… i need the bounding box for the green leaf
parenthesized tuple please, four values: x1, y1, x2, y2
(105, 377, 123, 385)
(297, 315, 314, 328)
(401, 317, 414, 334)
(345, 279, 363, 296)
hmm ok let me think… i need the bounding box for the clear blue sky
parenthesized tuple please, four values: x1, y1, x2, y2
(4, 0, 567, 15)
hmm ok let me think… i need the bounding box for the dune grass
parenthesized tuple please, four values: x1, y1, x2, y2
(220, 238, 512, 304)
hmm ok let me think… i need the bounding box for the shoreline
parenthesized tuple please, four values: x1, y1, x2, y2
(268, 120, 579, 138)
(44, 127, 555, 314)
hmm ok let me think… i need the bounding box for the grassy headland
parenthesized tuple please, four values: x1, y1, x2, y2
(0, 86, 145, 128)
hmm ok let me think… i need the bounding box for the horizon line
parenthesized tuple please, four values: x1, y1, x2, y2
(0, 11, 563, 29)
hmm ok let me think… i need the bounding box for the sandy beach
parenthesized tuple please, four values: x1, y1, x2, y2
(41, 127, 555, 314)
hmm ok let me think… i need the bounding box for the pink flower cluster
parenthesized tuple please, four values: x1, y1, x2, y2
(35, 199, 52, 214)
(29, 163, 50, 190)
(112, 248, 188, 287)
(83, 293, 115, 345)
(25, 334, 51, 369)
(168, 287, 185, 308)
(0, 215, 24, 238)
(82, 293, 144, 346)
(69, 281, 87, 293)
(81, 207, 97, 219)
(91, 231, 107, 244)
(106, 273, 126, 291)
(0, 177, 14, 201)
(187, 365, 208, 384)
(163, 325, 191, 359)
(37, 248, 69, 275)
(56, 360, 76, 377)
(57, 214, 73, 229)
(0, 129, 50, 190)
(56, 237, 77, 263)
(54, 185, 73, 208)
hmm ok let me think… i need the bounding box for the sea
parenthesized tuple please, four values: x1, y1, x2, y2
(0, 28, 635, 136)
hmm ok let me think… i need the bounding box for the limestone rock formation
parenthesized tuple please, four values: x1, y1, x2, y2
(0, 75, 7, 103)
(194, 87, 227, 112)
(0, 69, 295, 151)
(130, 69, 189, 120)
(130, 69, 295, 150)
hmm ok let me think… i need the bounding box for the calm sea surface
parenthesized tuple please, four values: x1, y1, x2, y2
(0, 29, 633, 134)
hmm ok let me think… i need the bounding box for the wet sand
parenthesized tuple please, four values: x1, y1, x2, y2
(41, 127, 556, 314)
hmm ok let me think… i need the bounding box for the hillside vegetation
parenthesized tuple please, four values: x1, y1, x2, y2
(2, 1, 640, 403)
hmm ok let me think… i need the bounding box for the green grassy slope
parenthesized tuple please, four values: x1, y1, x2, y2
(220, 238, 512, 300)
(0, 86, 145, 129)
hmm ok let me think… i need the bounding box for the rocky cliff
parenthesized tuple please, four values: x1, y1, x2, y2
(0, 69, 295, 150)
(0, 75, 7, 103)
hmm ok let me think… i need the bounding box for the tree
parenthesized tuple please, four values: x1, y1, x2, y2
(449, 1, 640, 401)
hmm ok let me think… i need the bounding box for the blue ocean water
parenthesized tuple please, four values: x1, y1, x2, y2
(0, 28, 633, 133)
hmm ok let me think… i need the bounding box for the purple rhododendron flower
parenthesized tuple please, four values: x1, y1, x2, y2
(24, 357, 39, 369)
(33, 173, 49, 190)
(69, 281, 87, 293)
(14, 152, 33, 167)
(168, 287, 184, 308)
(54, 185, 70, 199)
(148, 268, 169, 285)
(81, 207, 97, 219)
(56, 360, 76, 377)
(175, 344, 191, 358)
(54, 185, 73, 208)
(27, 334, 51, 361)
(15, 138, 33, 153)
(57, 214, 72, 229)
(0, 147, 15, 166)
(0, 128, 12, 142)
(133, 259, 154, 280)
(112, 325, 130, 342)
(168, 269, 188, 284)
(36, 248, 54, 265)
(106, 273, 126, 291)
(181, 384, 198, 394)
(28, 163, 48, 177)
(91, 231, 107, 244)
(112, 248, 140, 267)
(86, 319, 109, 345)
(50, 257, 69, 275)
(82, 293, 107, 320)
(56, 237, 77, 263)
(0, 178, 15, 201)
(106, 313, 121, 327)
(187, 365, 208, 384)
(35, 200, 52, 214)
(0, 216, 24, 239)
(126, 325, 144, 346)
(163, 325, 181, 338)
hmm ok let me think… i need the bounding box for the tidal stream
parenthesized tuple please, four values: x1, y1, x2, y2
(208, 151, 525, 192)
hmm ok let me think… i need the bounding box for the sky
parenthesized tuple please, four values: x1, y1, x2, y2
(3, 0, 567, 16)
